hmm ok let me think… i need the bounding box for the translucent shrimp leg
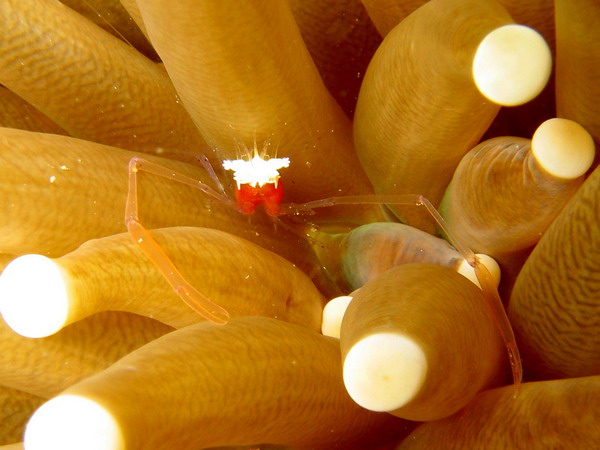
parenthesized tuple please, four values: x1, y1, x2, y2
(125, 156, 235, 325)
(279, 195, 522, 388)
(195, 153, 228, 197)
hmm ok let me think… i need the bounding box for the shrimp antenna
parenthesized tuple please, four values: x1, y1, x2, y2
(269, 133, 284, 159)
(80, 0, 135, 50)
(232, 135, 250, 161)
(253, 132, 259, 158)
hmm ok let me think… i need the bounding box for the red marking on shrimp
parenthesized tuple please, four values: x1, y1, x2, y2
(222, 152, 289, 215)
(233, 182, 284, 215)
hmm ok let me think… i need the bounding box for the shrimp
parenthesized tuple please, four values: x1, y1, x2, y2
(124, 143, 522, 388)
(74, 0, 523, 389)
(222, 149, 289, 216)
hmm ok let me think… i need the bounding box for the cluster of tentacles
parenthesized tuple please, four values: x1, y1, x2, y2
(0, 0, 598, 449)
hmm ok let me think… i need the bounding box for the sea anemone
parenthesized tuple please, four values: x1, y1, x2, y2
(0, 0, 598, 448)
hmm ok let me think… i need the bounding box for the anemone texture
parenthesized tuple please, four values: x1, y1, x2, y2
(0, 0, 598, 448)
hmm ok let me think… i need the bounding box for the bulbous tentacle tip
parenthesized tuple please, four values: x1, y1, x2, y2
(321, 295, 354, 338)
(0, 254, 70, 338)
(343, 332, 427, 412)
(457, 253, 501, 288)
(531, 118, 596, 179)
(473, 24, 552, 107)
(25, 395, 124, 450)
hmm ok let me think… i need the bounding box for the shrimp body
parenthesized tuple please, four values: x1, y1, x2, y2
(234, 182, 284, 215)
(223, 154, 289, 216)
(126, 151, 523, 388)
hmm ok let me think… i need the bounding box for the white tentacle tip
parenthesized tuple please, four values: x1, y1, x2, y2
(0, 254, 69, 338)
(457, 254, 501, 289)
(473, 24, 552, 106)
(25, 395, 124, 450)
(531, 118, 595, 179)
(321, 295, 353, 338)
(343, 333, 427, 412)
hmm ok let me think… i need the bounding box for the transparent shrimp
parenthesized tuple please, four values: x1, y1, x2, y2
(124, 150, 522, 388)
(85, 0, 522, 390)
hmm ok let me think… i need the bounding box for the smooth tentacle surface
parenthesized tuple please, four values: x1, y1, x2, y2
(310, 221, 499, 292)
(354, 0, 551, 230)
(361, 0, 555, 42)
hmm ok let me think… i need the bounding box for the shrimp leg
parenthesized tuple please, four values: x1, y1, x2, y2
(125, 156, 233, 325)
(279, 194, 522, 389)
